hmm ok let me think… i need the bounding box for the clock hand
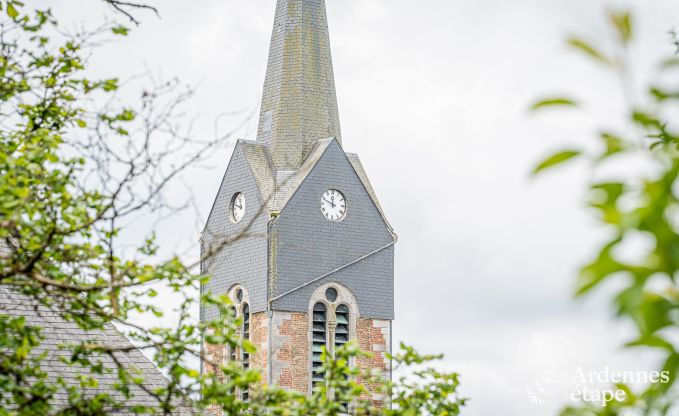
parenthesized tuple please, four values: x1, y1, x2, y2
(235, 203, 242, 209)
(322, 197, 336, 208)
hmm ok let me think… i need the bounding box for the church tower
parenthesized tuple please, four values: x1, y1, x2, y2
(201, 0, 396, 403)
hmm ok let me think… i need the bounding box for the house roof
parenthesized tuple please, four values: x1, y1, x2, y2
(0, 285, 195, 415)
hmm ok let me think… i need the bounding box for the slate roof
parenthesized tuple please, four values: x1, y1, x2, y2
(256, 0, 342, 170)
(207, 0, 393, 233)
(236, 137, 393, 231)
(0, 285, 195, 415)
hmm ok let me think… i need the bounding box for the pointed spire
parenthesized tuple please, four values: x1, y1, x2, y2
(257, 0, 342, 170)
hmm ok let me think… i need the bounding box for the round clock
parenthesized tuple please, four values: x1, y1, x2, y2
(230, 192, 245, 223)
(321, 189, 346, 222)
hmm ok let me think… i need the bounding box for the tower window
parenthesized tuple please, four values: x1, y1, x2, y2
(227, 306, 237, 363)
(335, 304, 350, 411)
(241, 303, 250, 402)
(311, 302, 327, 388)
(335, 305, 349, 347)
(309, 287, 356, 405)
(325, 287, 338, 302)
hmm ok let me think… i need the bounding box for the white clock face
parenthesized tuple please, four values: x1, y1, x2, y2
(321, 189, 346, 222)
(230, 192, 245, 224)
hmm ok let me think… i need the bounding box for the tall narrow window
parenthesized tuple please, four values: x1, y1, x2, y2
(335, 304, 350, 411)
(227, 306, 237, 364)
(241, 303, 250, 402)
(311, 302, 327, 388)
(335, 305, 349, 348)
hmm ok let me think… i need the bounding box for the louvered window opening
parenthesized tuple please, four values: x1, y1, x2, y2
(242, 303, 250, 402)
(335, 305, 350, 412)
(228, 306, 237, 363)
(335, 305, 349, 347)
(312, 302, 327, 388)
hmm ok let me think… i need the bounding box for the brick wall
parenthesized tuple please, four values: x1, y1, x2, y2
(250, 312, 268, 378)
(204, 314, 392, 411)
(270, 311, 310, 393)
(356, 318, 391, 405)
(203, 329, 226, 382)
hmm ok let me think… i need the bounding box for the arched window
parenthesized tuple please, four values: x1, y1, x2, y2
(241, 303, 250, 402)
(309, 285, 358, 399)
(311, 302, 327, 388)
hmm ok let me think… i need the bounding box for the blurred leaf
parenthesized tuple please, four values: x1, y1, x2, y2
(608, 10, 633, 44)
(660, 57, 679, 69)
(567, 37, 613, 66)
(577, 240, 626, 295)
(616, 288, 675, 336)
(112, 26, 129, 36)
(533, 150, 581, 175)
(599, 132, 628, 158)
(626, 335, 675, 353)
(6, 3, 18, 18)
(588, 182, 624, 224)
(632, 111, 662, 129)
(531, 97, 578, 111)
(650, 87, 679, 102)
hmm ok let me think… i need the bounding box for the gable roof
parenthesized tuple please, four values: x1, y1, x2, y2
(345, 152, 393, 232)
(239, 138, 334, 214)
(0, 286, 195, 415)
(203, 138, 393, 235)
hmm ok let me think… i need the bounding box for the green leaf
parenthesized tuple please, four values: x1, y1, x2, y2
(532, 150, 582, 175)
(112, 26, 129, 36)
(577, 240, 625, 295)
(626, 335, 675, 353)
(588, 182, 624, 224)
(6, 3, 18, 19)
(530, 97, 578, 112)
(608, 10, 632, 44)
(599, 132, 628, 158)
(660, 57, 679, 69)
(650, 87, 679, 102)
(632, 111, 661, 128)
(567, 37, 613, 65)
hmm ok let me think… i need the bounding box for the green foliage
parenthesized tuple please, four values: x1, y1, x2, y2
(567, 38, 613, 66)
(385, 344, 466, 416)
(533, 150, 582, 175)
(531, 97, 579, 111)
(534, 6, 679, 415)
(0, 1, 466, 415)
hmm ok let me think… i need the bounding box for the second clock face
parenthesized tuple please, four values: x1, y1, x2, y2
(230, 192, 245, 223)
(321, 189, 346, 222)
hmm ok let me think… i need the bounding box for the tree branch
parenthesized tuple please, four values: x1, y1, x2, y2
(101, 0, 159, 25)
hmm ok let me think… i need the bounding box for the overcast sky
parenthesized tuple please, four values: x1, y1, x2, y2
(39, 0, 679, 414)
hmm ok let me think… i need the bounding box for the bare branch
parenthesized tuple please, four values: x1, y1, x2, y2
(101, 0, 159, 25)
